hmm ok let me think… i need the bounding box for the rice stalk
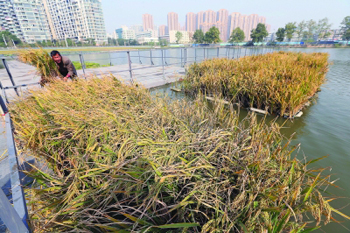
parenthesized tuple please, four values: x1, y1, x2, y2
(9, 76, 348, 232)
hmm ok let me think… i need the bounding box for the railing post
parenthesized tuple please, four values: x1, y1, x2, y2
(204, 48, 206, 59)
(180, 48, 183, 67)
(5, 111, 31, 232)
(245, 48, 247, 57)
(127, 51, 133, 83)
(232, 47, 235, 59)
(0, 189, 30, 233)
(0, 93, 8, 116)
(217, 47, 219, 57)
(195, 48, 197, 62)
(138, 49, 142, 64)
(161, 49, 165, 80)
(150, 50, 154, 65)
(79, 53, 86, 79)
(108, 52, 112, 66)
(2, 58, 19, 96)
(184, 48, 187, 67)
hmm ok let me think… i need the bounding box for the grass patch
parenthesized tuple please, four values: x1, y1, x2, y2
(183, 51, 329, 117)
(72, 61, 109, 70)
(9, 77, 348, 232)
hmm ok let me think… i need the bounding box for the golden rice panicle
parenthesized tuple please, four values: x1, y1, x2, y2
(183, 51, 329, 117)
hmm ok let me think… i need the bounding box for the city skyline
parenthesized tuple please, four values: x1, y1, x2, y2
(102, 0, 349, 34)
(119, 10, 270, 42)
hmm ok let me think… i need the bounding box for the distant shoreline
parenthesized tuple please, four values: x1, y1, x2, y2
(0, 45, 348, 56)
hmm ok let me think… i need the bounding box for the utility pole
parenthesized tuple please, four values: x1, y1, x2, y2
(2, 34, 8, 47)
(11, 39, 17, 48)
(65, 35, 68, 47)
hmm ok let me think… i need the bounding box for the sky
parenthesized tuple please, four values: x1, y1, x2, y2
(101, 0, 350, 34)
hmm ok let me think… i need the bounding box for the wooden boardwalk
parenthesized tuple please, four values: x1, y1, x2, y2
(0, 60, 185, 99)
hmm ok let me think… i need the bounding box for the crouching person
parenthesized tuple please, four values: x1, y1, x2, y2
(50, 50, 77, 81)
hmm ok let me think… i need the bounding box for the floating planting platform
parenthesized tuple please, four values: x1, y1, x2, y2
(182, 51, 329, 118)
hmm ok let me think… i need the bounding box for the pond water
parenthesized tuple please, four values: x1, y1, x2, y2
(1, 47, 349, 231)
(152, 47, 350, 232)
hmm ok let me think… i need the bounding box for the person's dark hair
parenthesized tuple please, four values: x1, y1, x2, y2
(50, 50, 61, 57)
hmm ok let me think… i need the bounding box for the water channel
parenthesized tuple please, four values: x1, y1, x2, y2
(0, 47, 349, 231)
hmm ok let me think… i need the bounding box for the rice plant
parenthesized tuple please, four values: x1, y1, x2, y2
(18, 48, 58, 85)
(9, 76, 348, 232)
(183, 51, 329, 118)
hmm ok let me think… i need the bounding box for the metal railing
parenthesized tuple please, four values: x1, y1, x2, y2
(1, 58, 31, 233)
(74, 46, 279, 84)
(0, 46, 280, 232)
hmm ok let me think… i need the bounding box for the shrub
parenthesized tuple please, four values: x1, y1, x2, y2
(183, 51, 329, 117)
(72, 61, 104, 70)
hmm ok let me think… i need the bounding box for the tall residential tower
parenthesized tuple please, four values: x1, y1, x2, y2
(0, 0, 51, 43)
(43, 0, 107, 44)
(142, 14, 154, 31)
(167, 12, 179, 31)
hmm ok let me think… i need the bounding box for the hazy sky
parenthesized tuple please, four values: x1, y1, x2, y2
(101, 0, 350, 33)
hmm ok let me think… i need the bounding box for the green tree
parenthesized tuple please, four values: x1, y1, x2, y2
(159, 38, 168, 46)
(296, 20, 307, 40)
(229, 27, 245, 42)
(192, 29, 205, 43)
(306, 19, 317, 41)
(250, 23, 268, 43)
(285, 22, 297, 41)
(0, 30, 22, 47)
(276, 28, 285, 42)
(204, 27, 221, 43)
(340, 16, 350, 41)
(175, 31, 183, 44)
(316, 18, 332, 40)
(66, 38, 74, 46)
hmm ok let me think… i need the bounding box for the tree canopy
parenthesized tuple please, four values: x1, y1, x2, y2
(175, 31, 183, 44)
(285, 22, 297, 41)
(0, 30, 22, 47)
(315, 18, 332, 40)
(192, 29, 204, 43)
(229, 27, 245, 42)
(204, 27, 221, 43)
(276, 28, 285, 42)
(250, 23, 268, 43)
(295, 21, 306, 39)
(340, 16, 350, 41)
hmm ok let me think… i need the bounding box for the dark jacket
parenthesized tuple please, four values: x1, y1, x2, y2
(55, 56, 77, 78)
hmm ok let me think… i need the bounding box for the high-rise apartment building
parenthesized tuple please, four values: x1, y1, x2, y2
(0, 0, 23, 41)
(204, 10, 216, 24)
(227, 12, 268, 41)
(196, 11, 205, 30)
(142, 14, 154, 31)
(216, 9, 229, 42)
(0, 0, 51, 43)
(43, 0, 107, 44)
(185, 12, 196, 32)
(158, 25, 167, 36)
(258, 16, 266, 25)
(167, 12, 179, 31)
